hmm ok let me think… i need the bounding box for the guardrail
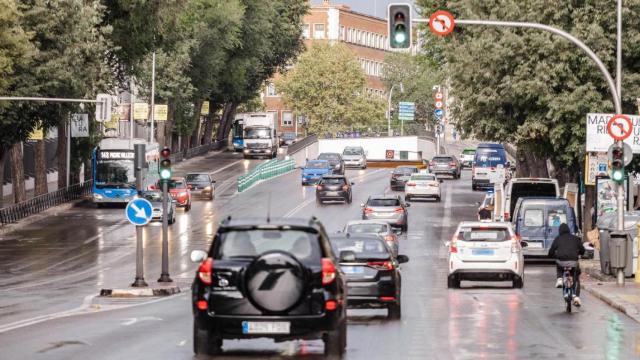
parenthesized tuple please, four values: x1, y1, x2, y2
(237, 158, 296, 192)
(286, 135, 318, 155)
(0, 181, 93, 225)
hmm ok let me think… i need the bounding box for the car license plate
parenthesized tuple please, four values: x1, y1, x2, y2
(242, 321, 290, 334)
(526, 242, 543, 248)
(471, 249, 495, 256)
(341, 266, 364, 274)
(326, 191, 339, 196)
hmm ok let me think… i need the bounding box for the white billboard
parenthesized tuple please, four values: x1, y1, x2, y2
(586, 113, 640, 152)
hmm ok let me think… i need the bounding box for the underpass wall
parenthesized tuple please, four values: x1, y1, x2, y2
(417, 138, 437, 161)
(318, 136, 422, 160)
(287, 141, 319, 168)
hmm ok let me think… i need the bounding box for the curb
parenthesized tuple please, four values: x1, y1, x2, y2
(99, 286, 181, 298)
(582, 282, 640, 323)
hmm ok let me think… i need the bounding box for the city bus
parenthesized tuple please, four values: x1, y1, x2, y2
(91, 138, 159, 206)
(232, 118, 244, 151)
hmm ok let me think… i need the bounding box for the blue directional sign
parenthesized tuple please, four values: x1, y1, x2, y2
(125, 198, 153, 226)
(398, 101, 415, 121)
(434, 109, 443, 119)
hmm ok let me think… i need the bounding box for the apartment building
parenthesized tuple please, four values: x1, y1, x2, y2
(263, 0, 390, 136)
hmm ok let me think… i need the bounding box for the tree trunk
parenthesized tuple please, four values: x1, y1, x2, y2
(10, 142, 26, 204)
(84, 157, 92, 184)
(583, 185, 595, 231)
(57, 121, 68, 188)
(216, 102, 236, 143)
(203, 114, 214, 146)
(34, 139, 48, 196)
(0, 146, 5, 201)
(190, 100, 203, 148)
(156, 120, 166, 147)
(516, 146, 548, 178)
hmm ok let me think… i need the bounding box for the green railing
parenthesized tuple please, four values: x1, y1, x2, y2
(237, 158, 296, 192)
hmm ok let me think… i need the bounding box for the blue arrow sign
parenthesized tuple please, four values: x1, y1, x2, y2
(434, 109, 443, 119)
(126, 198, 153, 226)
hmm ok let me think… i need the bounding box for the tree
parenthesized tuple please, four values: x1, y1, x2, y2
(416, 0, 640, 179)
(277, 42, 385, 135)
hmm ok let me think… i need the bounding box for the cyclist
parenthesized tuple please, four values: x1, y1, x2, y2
(548, 223, 585, 306)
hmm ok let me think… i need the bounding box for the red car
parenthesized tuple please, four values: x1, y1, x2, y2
(157, 177, 192, 211)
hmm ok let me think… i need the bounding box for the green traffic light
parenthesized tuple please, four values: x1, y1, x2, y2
(611, 169, 624, 182)
(159, 169, 172, 180)
(394, 29, 406, 44)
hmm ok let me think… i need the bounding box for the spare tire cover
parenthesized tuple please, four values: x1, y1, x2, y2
(244, 251, 306, 313)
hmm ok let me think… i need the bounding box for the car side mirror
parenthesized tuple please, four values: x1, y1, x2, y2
(360, 203, 365, 207)
(394, 228, 402, 235)
(190, 250, 207, 263)
(339, 250, 356, 262)
(396, 255, 409, 264)
(405, 203, 411, 207)
(520, 241, 528, 248)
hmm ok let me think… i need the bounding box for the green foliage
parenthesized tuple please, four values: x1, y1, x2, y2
(276, 43, 385, 134)
(416, 0, 640, 174)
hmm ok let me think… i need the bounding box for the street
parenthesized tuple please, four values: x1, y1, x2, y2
(1, 148, 640, 359)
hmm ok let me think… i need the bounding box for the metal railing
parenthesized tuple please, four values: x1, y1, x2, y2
(0, 181, 93, 225)
(237, 158, 296, 192)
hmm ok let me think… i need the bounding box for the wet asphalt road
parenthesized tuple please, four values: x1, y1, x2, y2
(2, 148, 640, 359)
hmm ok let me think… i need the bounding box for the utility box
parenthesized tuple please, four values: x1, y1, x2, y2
(610, 231, 631, 270)
(399, 151, 408, 160)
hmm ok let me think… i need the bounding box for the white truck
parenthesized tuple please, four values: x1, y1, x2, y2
(239, 112, 279, 159)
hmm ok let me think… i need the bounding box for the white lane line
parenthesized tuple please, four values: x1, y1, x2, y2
(438, 182, 453, 259)
(210, 160, 243, 176)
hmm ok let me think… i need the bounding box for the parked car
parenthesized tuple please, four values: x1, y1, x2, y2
(447, 221, 525, 289)
(140, 190, 176, 225)
(429, 155, 462, 179)
(361, 195, 410, 232)
(329, 233, 408, 319)
(190, 217, 347, 356)
(342, 146, 367, 169)
(472, 143, 508, 190)
(318, 153, 345, 175)
(405, 173, 442, 202)
(157, 177, 192, 211)
(503, 178, 560, 221)
(459, 148, 476, 168)
(316, 175, 354, 204)
(185, 173, 215, 200)
(511, 197, 579, 257)
(301, 159, 333, 185)
(389, 166, 419, 191)
(343, 220, 399, 257)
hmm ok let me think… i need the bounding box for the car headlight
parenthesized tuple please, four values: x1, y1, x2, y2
(179, 192, 187, 197)
(243, 149, 250, 153)
(204, 186, 212, 191)
(334, 164, 340, 169)
(93, 194, 103, 200)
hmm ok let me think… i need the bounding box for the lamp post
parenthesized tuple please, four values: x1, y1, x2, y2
(387, 83, 404, 137)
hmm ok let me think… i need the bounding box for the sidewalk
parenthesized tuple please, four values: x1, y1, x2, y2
(582, 259, 640, 323)
(1, 180, 59, 208)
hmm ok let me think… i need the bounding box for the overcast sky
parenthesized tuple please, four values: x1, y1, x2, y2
(310, 0, 417, 19)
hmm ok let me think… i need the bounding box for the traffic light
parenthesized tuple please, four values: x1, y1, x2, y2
(159, 147, 172, 180)
(610, 143, 625, 184)
(388, 4, 411, 49)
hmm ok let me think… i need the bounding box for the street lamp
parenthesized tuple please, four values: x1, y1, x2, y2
(388, 83, 404, 137)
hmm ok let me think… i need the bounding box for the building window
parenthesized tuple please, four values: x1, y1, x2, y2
(378, 35, 383, 49)
(282, 111, 293, 126)
(340, 26, 345, 41)
(314, 24, 325, 39)
(267, 82, 278, 96)
(302, 24, 310, 39)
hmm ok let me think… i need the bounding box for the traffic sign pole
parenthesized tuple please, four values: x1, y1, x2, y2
(158, 179, 173, 283)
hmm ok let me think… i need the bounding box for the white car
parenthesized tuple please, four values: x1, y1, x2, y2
(446, 221, 525, 289)
(404, 173, 442, 202)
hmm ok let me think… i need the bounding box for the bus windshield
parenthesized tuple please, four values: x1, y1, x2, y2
(233, 120, 243, 138)
(95, 159, 135, 189)
(245, 127, 271, 139)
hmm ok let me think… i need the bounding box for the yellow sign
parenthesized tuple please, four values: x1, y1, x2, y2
(133, 103, 149, 120)
(105, 113, 119, 129)
(201, 101, 209, 115)
(154, 104, 168, 121)
(28, 126, 44, 141)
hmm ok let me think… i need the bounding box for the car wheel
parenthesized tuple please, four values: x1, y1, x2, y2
(405, 195, 411, 202)
(388, 302, 401, 320)
(347, 196, 352, 204)
(513, 276, 524, 289)
(316, 198, 323, 206)
(168, 214, 175, 225)
(185, 202, 191, 212)
(447, 275, 460, 289)
(324, 319, 346, 357)
(402, 224, 408, 233)
(436, 196, 441, 202)
(193, 319, 222, 355)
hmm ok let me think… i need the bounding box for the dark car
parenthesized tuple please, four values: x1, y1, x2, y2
(316, 175, 354, 205)
(329, 234, 408, 319)
(190, 217, 347, 356)
(389, 166, 419, 191)
(318, 153, 345, 175)
(361, 195, 410, 232)
(428, 155, 462, 179)
(185, 173, 215, 200)
(140, 190, 176, 225)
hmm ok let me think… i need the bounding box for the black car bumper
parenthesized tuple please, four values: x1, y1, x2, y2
(390, 179, 407, 190)
(317, 190, 349, 202)
(346, 279, 398, 308)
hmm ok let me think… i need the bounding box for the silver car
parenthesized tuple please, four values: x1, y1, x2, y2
(141, 191, 176, 225)
(342, 146, 367, 169)
(343, 220, 399, 256)
(361, 195, 410, 232)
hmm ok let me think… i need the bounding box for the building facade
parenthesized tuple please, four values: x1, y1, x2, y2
(263, 0, 390, 136)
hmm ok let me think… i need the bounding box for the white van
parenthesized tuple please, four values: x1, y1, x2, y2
(503, 178, 560, 221)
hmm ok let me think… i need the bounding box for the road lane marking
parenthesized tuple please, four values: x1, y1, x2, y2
(438, 181, 453, 259)
(209, 160, 243, 175)
(120, 316, 163, 326)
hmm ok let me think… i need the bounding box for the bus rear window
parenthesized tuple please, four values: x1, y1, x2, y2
(474, 149, 506, 167)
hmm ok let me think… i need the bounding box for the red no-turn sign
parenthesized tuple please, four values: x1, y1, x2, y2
(429, 10, 455, 36)
(606, 114, 633, 141)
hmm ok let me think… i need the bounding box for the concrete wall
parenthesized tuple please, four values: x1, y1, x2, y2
(318, 136, 422, 160)
(417, 138, 438, 161)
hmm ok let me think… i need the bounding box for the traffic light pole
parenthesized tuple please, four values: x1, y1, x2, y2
(158, 179, 172, 283)
(132, 144, 148, 287)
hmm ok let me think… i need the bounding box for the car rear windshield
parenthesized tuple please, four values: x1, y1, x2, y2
(186, 174, 209, 182)
(433, 157, 453, 163)
(330, 237, 390, 260)
(368, 198, 400, 207)
(318, 153, 340, 160)
(458, 227, 510, 242)
(462, 149, 476, 155)
(166, 180, 186, 189)
(343, 148, 363, 155)
(141, 192, 163, 202)
(320, 178, 346, 185)
(346, 223, 388, 234)
(393, 167, 417, 174)
(306, 161, 328, 169)
(216, 230, 321, 262)
(411, 175, 435, 181)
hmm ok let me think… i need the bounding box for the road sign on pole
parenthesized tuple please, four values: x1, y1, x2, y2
(434, 109, 443, 119)
(95, 94, 112, 123)
(606, 114, 633, 141)
(398, 101, 415, 121)
(429, 10, 455, 36)
(435, 100, 443, 109)
(125, 198, 153, 226)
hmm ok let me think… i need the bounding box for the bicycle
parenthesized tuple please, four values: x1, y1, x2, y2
(558, 260, 579, 313)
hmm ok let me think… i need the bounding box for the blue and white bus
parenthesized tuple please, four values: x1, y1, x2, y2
(92, 138, 158, 206)
(232, 118, 244, 151)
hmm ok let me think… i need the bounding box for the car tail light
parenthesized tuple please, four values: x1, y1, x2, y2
(449, 162, 456, 167)
(394, 207, 404, 213)
(325, 299, 337, 311)
(322, 258, 336, 285)
(508, 234, 521, 253)
(450, 236, 458, 253)
(364, 207, 374, 214)
(379, 296, 396, 301)
(384, 234, 397, 242)
(367, 261, 394, 270)
(198, 258, 213, 285)
(196, 300, 208, 311)
(504, 212, 510, 221)
(342, 185, 349, 191)
(406, 182, 416, 187)
(316, 185, 324, 191)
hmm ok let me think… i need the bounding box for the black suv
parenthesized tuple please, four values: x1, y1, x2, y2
(316, 175, 354, 205)
(191, 217, 347, 356)
(318, 152, 345, 175)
